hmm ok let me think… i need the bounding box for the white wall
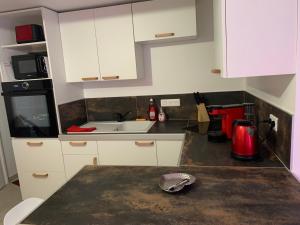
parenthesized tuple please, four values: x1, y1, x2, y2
(83, 0, 246, 98)
(246, 75, 296, 114)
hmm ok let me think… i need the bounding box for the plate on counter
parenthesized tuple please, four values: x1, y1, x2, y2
(159, 173, 196, 193)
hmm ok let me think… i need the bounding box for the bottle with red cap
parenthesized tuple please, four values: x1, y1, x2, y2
(148, 98, 158, 121)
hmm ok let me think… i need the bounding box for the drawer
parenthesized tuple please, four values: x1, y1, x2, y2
(98, 140, 157, 166)
(18, 171, 66, 200)
(64, 154, 99, 179)
(61, 141, 97, 155)
(12, 139, 64, 172)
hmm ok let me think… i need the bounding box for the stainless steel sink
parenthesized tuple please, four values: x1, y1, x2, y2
(73, 121, 156, 134)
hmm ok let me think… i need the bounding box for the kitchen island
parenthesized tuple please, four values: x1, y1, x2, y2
(21, 165, 300, 225)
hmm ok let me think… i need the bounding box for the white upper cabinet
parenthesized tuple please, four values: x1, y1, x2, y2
(213, 0, 298, 78)
(132, 0, 197, 42)
(59, 9, 100, 82)
(94, 4, 140, 81)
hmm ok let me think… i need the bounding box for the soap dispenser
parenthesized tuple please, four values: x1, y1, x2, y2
(158, 107, 166, 122)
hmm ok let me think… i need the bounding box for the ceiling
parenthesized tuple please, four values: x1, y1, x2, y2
(0, 0, 147, 13)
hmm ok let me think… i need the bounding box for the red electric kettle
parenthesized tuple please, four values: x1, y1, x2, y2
(231, 120, 258, 160)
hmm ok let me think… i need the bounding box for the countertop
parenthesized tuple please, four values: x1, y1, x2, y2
(21, 166, 300, 225)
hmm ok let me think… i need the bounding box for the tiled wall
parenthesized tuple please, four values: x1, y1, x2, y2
(245, 93, 292, 168)
(58, 99, 87, 132)
(58, 91, 292, 168)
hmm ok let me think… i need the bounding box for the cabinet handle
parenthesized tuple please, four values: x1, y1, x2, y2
(211, 69, 221, 74)
(155, 32, 175, 38)
(32, 173, 49, 178)
(102, 75, 119, 80)
(81, 77, 99, 81)
(69, 141, 87, 147)
(135, 141, 155, 147)
(27, 142, 43, 147)
(93, 157, 97, 166)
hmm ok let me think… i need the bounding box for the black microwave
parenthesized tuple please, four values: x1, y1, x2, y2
(11, 53, 48, 80)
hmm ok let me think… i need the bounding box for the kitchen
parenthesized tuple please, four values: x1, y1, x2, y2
(0, 0, 299, 224)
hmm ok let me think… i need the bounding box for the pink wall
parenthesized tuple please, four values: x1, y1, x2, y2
(291, 1, 300, 181)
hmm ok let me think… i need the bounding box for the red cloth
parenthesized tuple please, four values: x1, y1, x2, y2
(67, 125, 96, 133)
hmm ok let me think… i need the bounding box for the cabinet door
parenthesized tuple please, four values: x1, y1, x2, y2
(64, 155, 99, 179)
(225, 0, 297, 77)
(12, 139, 64, 172)
(98, 140, 157, 166)
(19, 171, 66, 200)
(156, 140, 183, 167)
(132, 0, 197, 42)
(61, 141, 98, 155)
(94, 4, 138, 81)
(59, 9, 100, 82)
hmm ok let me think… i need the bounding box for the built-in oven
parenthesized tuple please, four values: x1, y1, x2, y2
(1, 80, 58, 137)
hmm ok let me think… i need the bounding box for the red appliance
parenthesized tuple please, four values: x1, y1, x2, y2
(15, 24, 44, 44)
(209, 104, 245, 139)
(231, 120, 257, 160)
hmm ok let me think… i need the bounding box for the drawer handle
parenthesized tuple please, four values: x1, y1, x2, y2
(155, 32, 175, 38)
(69, 141, 87, 147)
(32, 173, 49, 178)
(81, 77, 99, 81)
(93, 157, 97, 166)
(211, 69, 221, 74)
(102, 75, 119, 80)
(135, 141, 155, 147)
(27, 142, 43, 147)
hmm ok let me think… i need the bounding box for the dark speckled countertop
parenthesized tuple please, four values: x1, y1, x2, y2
(151, 120, 283, 167)
(21, 166, 300, 225)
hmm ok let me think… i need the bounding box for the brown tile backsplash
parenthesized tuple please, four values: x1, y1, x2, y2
(58, 91, 292, 169)
(244, 93, 292, 168)
(58, 99, 87, 132)
(86, 97, 137, 121)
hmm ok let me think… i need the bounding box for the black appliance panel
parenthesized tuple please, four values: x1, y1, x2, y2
(2, 80, 58, 137)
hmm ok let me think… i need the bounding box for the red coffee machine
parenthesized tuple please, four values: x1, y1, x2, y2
(208, 104, 245, 141)
(231, 120, 258, 160)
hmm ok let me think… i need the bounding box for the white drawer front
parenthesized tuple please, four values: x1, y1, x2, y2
(19, 171, 66, 200)
(64, 154, 99, 179)
(12, 139, 64, 172)
(156, 140, 183, 167)
(98, 140, 157, 166)
(61, 141, 97, 155)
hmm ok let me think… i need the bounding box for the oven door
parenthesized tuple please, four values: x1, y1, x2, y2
(2, 90, 58, 137)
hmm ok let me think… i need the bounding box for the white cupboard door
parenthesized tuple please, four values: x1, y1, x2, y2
(12, 139, 64, 172)
(64, 155, 99, 179)
(61, 141, 98, 155)
(19, 171, 66, 200)
(156, 141, 183, 167)
(59, 9, 100, 82)
(98, 141, 157, 166)
(94, 4, 138, 80)
(132, 0, 197, 42)
(225, 0, 297, 77)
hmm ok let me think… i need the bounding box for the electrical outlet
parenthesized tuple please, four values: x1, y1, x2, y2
(160, 99, 181, 107)
(269, 114, 279, 132)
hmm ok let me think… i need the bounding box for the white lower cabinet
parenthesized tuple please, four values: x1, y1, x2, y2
(98, 140, 157, 166)
(18, 171, 66, 200)
(64, 155, 99, 179)
(12, 139, 66, 200)
(156, 140, 184, 167)
(61, 141, 99, 180)
(12, 137, 184, 199)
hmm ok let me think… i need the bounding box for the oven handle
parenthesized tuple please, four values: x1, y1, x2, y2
(1, 90, 50, 96)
